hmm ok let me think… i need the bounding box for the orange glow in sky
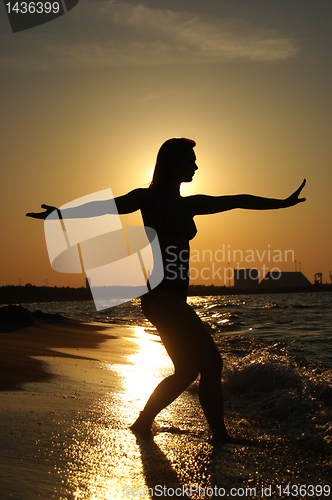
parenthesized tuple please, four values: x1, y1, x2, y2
(0, 1, 331, 287)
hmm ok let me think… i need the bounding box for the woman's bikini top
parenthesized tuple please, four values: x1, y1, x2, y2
(143, 190, 197, 241)
(160, 198, 197, 241)
(141, 190, 196, 298)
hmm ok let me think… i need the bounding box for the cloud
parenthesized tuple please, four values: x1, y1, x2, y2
(0, 1, 300, 70)
(98, 1, 299, 63)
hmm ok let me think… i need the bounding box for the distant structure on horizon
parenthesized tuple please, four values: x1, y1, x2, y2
(234, 268, 259, 288)
(314, 273, 323, 285)
(231, 268, 313, 289)
(260, 271, 312, 288)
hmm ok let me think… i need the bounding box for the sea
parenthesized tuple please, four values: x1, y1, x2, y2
(24, 291, 332, 452)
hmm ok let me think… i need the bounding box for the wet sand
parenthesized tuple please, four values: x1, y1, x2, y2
(0, 318, 330, 500)
(0, 317, 120, 391)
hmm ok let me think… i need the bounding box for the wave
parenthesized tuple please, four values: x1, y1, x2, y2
(218, 337, 332, 451)
(4, 300, 332, 451)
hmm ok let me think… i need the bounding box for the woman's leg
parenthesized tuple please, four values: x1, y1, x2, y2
(131, 293, 229, 440)
(130, 367, 199, 433)
(196, 335, 229, 441)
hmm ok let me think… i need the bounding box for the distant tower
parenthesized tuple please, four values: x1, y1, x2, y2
(314, 273, 322, 285)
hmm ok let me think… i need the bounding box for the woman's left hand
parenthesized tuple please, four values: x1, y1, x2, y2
(284, 179, 306, 207)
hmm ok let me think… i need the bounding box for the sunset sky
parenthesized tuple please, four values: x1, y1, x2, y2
(0, 0, 331, 288)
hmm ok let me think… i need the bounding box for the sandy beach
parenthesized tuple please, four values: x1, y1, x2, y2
(0, 311, 331, 500)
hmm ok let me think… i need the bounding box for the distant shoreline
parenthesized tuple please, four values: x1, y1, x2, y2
(0, 284, 331, 305)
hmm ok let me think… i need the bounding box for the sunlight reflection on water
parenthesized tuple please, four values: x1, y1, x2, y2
(41, 323, 330, 500)
(57, 327, 174, 499)
(119, 327, 173, 406)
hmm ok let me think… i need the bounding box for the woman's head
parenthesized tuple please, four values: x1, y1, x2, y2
(150, 138, 197, 188)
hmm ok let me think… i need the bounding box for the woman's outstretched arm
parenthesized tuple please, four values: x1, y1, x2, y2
(26, 204, 58, 220)
(26, 188, 149, 220)
(186, 179, 306, 216)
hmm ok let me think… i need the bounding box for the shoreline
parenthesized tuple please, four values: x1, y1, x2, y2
(0, 283, 331, 306)
(0, 308, 137, 391)
(0, 319, 174, 499)
(0, 308, 330, 498)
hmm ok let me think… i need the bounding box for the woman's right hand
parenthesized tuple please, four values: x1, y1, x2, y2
(26, 204, 58, 220)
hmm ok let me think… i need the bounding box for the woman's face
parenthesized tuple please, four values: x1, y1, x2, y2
(176, 149, 198, 183)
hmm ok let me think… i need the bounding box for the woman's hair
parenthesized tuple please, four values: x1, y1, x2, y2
(150, 138, 196, 188)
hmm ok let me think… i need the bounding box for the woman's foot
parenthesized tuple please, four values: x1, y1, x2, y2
(130, 414, 154, 435)
(210, 431, 234, 445)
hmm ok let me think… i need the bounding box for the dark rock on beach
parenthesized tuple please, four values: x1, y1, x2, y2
(0, 305, 66, 332)
(0, 304, 34, 327)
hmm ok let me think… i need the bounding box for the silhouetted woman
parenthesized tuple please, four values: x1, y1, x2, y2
(27, 138, 306, 443)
